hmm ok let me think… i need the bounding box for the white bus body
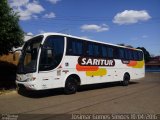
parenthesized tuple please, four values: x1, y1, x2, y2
(16, 33, 145, 94)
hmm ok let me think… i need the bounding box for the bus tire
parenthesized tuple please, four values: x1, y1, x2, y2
(122, 73, 130, 86)
(64, 77, 78, 94)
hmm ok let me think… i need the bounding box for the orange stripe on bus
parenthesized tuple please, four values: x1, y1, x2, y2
(76, 64, 99, 71)
(127, 61, 137, 66)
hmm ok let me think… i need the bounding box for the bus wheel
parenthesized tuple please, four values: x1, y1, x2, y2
(64, 77, 77, 94)
(122, 74, 130, 86)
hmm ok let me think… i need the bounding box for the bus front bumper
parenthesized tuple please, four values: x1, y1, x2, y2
(16, 81, 39, 91)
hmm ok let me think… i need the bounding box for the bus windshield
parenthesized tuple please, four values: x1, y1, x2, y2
(17, 36, 43, 74)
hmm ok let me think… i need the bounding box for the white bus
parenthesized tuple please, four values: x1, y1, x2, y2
(16, 33, 145, 94)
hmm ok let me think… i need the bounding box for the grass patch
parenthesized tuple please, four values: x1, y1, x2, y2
(0, 89, 16, 95)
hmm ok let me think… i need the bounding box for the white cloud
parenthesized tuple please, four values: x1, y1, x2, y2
(113, 10, 151, 25)
(81, 24, 109, 32)
(17, 9, 31, 20)
(47, 0, 61, 4)
(43, 12, 56, 18)
(26, 2, 44, 14)
(27, 32, 33, 36)
(9, 0, 29, 7)
(9, 0, 45, 20)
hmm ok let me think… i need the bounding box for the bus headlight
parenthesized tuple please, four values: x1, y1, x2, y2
(16, 74, 36, 82)
(27, 77, 36, 81)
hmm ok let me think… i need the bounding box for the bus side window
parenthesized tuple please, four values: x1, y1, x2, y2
(108, 47, 113, 58)
(124, 49, 127, 60)
(119, 48, 125, 59)
(39, 36, 64, 71)
(102, 46, 107, 58)
(87, 43, 93, 56)
(87, 43, 100, 57)
(124, 49, 132, 60)
(113, 47, 119, 59)
(133, 51, 138, 60)
(138, 51, 143, 61)
(72, 40, 83, 55)
(66, 38, 83, 56)
(131, 50, 134, 60)
(93, 44, 99, 57)
(129, 50, 133, 60)
(66, 38, 72, 54)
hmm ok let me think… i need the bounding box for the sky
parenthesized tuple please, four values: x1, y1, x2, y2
(9, 0, 160, 56)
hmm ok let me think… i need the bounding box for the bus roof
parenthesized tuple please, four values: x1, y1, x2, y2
(36, 32, 143, 52)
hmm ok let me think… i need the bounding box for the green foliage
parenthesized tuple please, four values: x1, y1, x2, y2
(137, 47, 151, 62)
(0, 0, 24, 56)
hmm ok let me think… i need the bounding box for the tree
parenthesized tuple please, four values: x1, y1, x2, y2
(136, 47, 151, 62)
(0, 0, 24, 56)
